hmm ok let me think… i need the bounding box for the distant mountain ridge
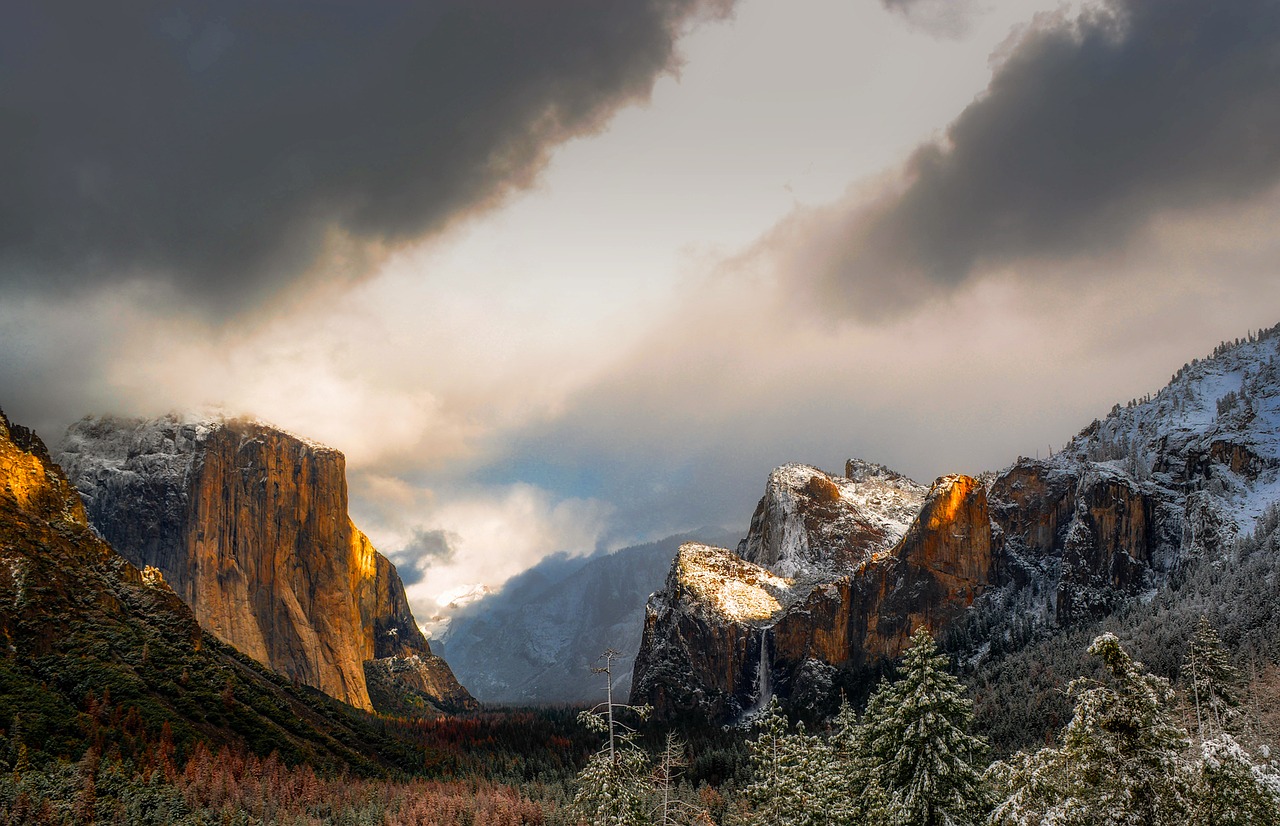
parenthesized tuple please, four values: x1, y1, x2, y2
(632, 324, 1280, 722)
(434, 529, 739, 704)
(56, 414, 475, 715)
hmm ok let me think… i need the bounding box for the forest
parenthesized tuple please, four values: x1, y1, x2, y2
(2, 507, 1280, 824)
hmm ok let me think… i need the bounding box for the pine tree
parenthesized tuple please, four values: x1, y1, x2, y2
(1184, 615, 1245, 741)
(825, 698, 889, 825)
(741, 697, 825, 826)
(1190, 733, 1280, 826)
(570, 649, 654, 826)
(573, 742, 652, 826)
(864, 628, 987, 826)
(985, 633, 1192, 825)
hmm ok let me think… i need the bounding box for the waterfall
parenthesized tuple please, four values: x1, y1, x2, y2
(755, 630, 771, 707)
(740, 628, 772, 724)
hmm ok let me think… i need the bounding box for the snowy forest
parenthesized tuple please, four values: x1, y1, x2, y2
(570, 624, 1279, 826)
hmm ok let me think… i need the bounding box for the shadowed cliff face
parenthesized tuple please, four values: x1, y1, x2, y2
(989, 459, 1184, 625)
(57, 415, 475, 714)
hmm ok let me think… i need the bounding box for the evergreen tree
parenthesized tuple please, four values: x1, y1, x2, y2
(572, 741, 652, 826)
(1184, 615, 1245, 741)
(864, 629, 987, 826)
(570, 649, 654, 826)
(825, 698, 889, 825)
(985, 633, 1192, 825)
(1190, 734, 1280, 826)
(740, 697, 824, 826)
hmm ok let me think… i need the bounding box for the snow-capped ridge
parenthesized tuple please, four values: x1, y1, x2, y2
(737, 461, 926, 579)
(1057, 324, 1280, 534)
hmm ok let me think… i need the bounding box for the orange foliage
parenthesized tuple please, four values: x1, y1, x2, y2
(177, 742, 549, 825)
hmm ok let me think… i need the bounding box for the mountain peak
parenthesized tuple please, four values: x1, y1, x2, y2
(736, 462, 927, 579)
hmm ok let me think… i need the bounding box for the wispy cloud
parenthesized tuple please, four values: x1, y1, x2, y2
(881, 0, 981, 38)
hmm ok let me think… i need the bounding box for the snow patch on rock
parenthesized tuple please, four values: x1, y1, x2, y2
(674, 543, 793, 624)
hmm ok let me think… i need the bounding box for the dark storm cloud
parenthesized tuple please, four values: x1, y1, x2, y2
(817, 0, 1280, 315)
(0, 0, 730, 314)
(387, 527, 459, 586)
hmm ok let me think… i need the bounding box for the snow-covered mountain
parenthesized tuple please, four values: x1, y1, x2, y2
(632, 324, 1280, 723)
(1059, 330, 1280, 530)
(737, 461, 927, 580)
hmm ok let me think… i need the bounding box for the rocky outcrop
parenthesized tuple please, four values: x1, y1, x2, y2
(57, 415, 475, 714)
(989, 461, 1182, 624)
(634, 325, 1280, 722)
(632, 472, 994, 719)
(0, 409, 190, 651)
(630, 544, 787, 720)
(0, 411, 89, 527)
(737, 462, 926, 577)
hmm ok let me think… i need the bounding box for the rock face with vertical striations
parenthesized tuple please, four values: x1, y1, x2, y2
(633, 325, 1280, 723)
(57, 414, 475, 714)
(0, 408, 458, 770)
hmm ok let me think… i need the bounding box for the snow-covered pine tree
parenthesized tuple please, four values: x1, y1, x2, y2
(824, 698, 889, 825)
(864, 628, 987, 826)
(1184, 615, 1245, 741)
(985, 633, 1192, 825)
(570, 649, 654, 826)
(1190, 733, 1280, 826)
(740, 697, 826, 826)
(571, 736, 652, 826)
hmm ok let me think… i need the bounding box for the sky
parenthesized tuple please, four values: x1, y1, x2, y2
(6, 0, 1280, 622)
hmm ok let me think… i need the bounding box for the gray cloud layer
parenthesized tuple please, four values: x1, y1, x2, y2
(387, 528, 459, 587)
(0, 0, 729, 314)
(816, 0, 1280, 315)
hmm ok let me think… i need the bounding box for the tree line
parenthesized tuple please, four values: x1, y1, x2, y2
(570, 624, 1280, 825)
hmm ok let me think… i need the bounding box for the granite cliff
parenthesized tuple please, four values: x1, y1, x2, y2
(633, 325, 1280, 722)
(57, 416, 475, 714)
(0, 408, 432, 770)
(631, 470, 995, 720)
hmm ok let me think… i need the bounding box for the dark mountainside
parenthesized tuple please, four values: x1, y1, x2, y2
(56, 416, 474, 716)
(435, 529, 739, 704)
(633, 325, 1280, 724)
